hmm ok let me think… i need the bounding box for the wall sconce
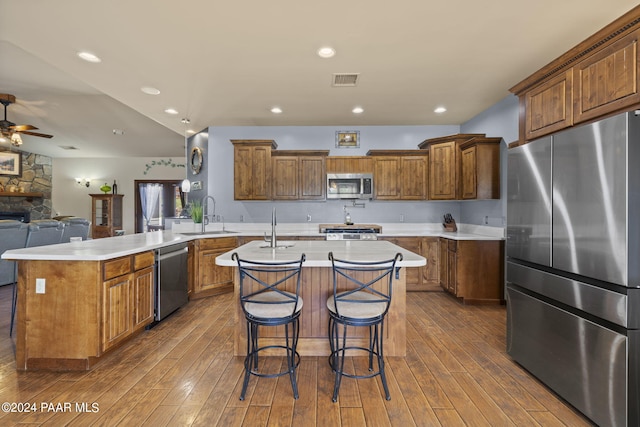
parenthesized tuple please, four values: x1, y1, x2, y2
(75, 178, 91, 187)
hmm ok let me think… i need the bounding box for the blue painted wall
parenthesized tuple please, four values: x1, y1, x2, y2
(195, 96, 519, 226)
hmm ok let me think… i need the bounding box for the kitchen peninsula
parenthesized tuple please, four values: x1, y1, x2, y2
(2, 231, 188, 371)
(216, 239, 426, 357)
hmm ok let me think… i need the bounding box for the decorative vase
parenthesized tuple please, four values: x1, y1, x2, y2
(100, 183, 111, 194)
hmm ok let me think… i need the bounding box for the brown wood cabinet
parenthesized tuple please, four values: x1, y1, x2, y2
(459, 137, 501, 200)
(368, 150, 428, 200)
(191, 237, 237, 298)
(90, 194, 124, 238)
(438, 238, 504, 304)
(272, 156, 298, 200)
(573, 29, 640, 124)
(511, 8, 640, 144)
(325, 156, 373, 173)
(232, 140, 276, 200)
(101, 251, 154, 351)
(523, 70, 573, 141)
(373, 156, 401, 200)
(419, 134, 483, 200)
(381, 236, 439, 291)
(272, 151, 328, 201)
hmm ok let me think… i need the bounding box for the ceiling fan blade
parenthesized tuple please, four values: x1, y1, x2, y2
(18, 130, 53, 139)
(10, 124, 38, 132)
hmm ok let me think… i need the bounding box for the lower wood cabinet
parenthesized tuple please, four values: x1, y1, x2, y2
(191, 237, 237, 298)
(101, 251, 155, 352)
(439, 237, 504, 304)
(381, 236, 439, 291)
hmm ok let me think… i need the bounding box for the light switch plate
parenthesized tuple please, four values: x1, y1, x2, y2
(36, 278, 46, 294)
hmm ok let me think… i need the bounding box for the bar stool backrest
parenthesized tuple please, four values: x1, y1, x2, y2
(233, 253, 306, 323)
(328, 252, 403, 323)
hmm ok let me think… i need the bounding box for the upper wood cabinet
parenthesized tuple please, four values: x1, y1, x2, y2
(368, 150, 428, 200)
(524, 70, 573, 141)
(325, 156, 373, 174)
(232, 140, 277, 200)
(419, 134, 483, 200)
(272, 156, 299, 200)
(459, 137, 501, 200)
(272, 150, 328, 201)
(511, 8, 640, 144)
(573, 29, 640, 124)
(299, 155, 326, 200)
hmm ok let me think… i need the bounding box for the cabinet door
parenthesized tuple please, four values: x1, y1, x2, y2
(198, 249, 234, 293)
(439, 238, 448, 291)
(102, 275, 133, 351)
(299, 156, 326, 200)
(429, 142, 457, 200)
(460, 145, 477, 199)
(132, 266, 154, 332)
(194, 238, 237, 296)
(234, 145, 253, 200)
(525, 70, 573, 140)
(574, 29, 640, 124)
(390, 237, 422, 290)
(374, 157, 400, 200)
(447, 248, 457, 295)
(272, 156, 299, 200)
(421, 237, 440, 290)
(400, 156, 427, 200)
(251, 146, 271, 200)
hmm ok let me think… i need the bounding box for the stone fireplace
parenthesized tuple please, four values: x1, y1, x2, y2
(0, 151, 52, 221)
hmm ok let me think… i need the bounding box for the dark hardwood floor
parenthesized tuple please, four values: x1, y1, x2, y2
(0, 284, 593, 426)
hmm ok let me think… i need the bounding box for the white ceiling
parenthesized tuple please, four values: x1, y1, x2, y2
(0, 1, 637, 158)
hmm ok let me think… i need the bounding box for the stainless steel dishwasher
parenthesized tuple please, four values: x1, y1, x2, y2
(154, 242, 189, 322)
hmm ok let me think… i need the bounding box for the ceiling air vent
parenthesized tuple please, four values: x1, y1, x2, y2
(332, 73, 359, 87)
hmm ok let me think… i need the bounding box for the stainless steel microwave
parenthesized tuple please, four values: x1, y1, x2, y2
(326, 173, 373, 199)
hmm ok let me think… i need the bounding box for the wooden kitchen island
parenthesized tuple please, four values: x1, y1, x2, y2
(216, 239, 426, 357)
(2, 231, 189, 371)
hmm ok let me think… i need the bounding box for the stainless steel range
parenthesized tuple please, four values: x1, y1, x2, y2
(319, 224, 381, 241)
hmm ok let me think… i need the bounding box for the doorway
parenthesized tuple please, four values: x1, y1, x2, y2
(134, 180, 185, 233)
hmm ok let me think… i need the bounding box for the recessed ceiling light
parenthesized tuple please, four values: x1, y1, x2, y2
(186, 129, 195, 134)
(141, 86, 161, 95)
(164, 108, 179, 115)
(77, 51, 102, 63)
(271, 107, 283, 114)
(352, 106, 364, 114)
(317, 47, 336, 58)
(434, 106, 447, 114)
(112, 129, 125, 135)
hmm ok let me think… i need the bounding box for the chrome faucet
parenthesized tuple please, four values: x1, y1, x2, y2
(201, 195, 216, 233)
(264, 207, 277, 247)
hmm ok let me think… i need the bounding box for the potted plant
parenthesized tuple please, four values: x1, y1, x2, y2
(189, 200, 203, 224)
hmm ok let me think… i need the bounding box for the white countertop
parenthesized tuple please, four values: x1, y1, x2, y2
(215, 240, 426, 268)
(1, 230, 190, 261)
(1, 222, 503, 262)
(172, 221, 504, 240)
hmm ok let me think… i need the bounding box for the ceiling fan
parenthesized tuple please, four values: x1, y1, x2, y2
(0, 93, 53, 146)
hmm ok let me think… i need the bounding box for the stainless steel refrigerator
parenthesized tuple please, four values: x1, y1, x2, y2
(506, 110, 640, 427)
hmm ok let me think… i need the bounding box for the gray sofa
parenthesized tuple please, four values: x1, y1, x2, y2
(0, 220, 29, 286)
